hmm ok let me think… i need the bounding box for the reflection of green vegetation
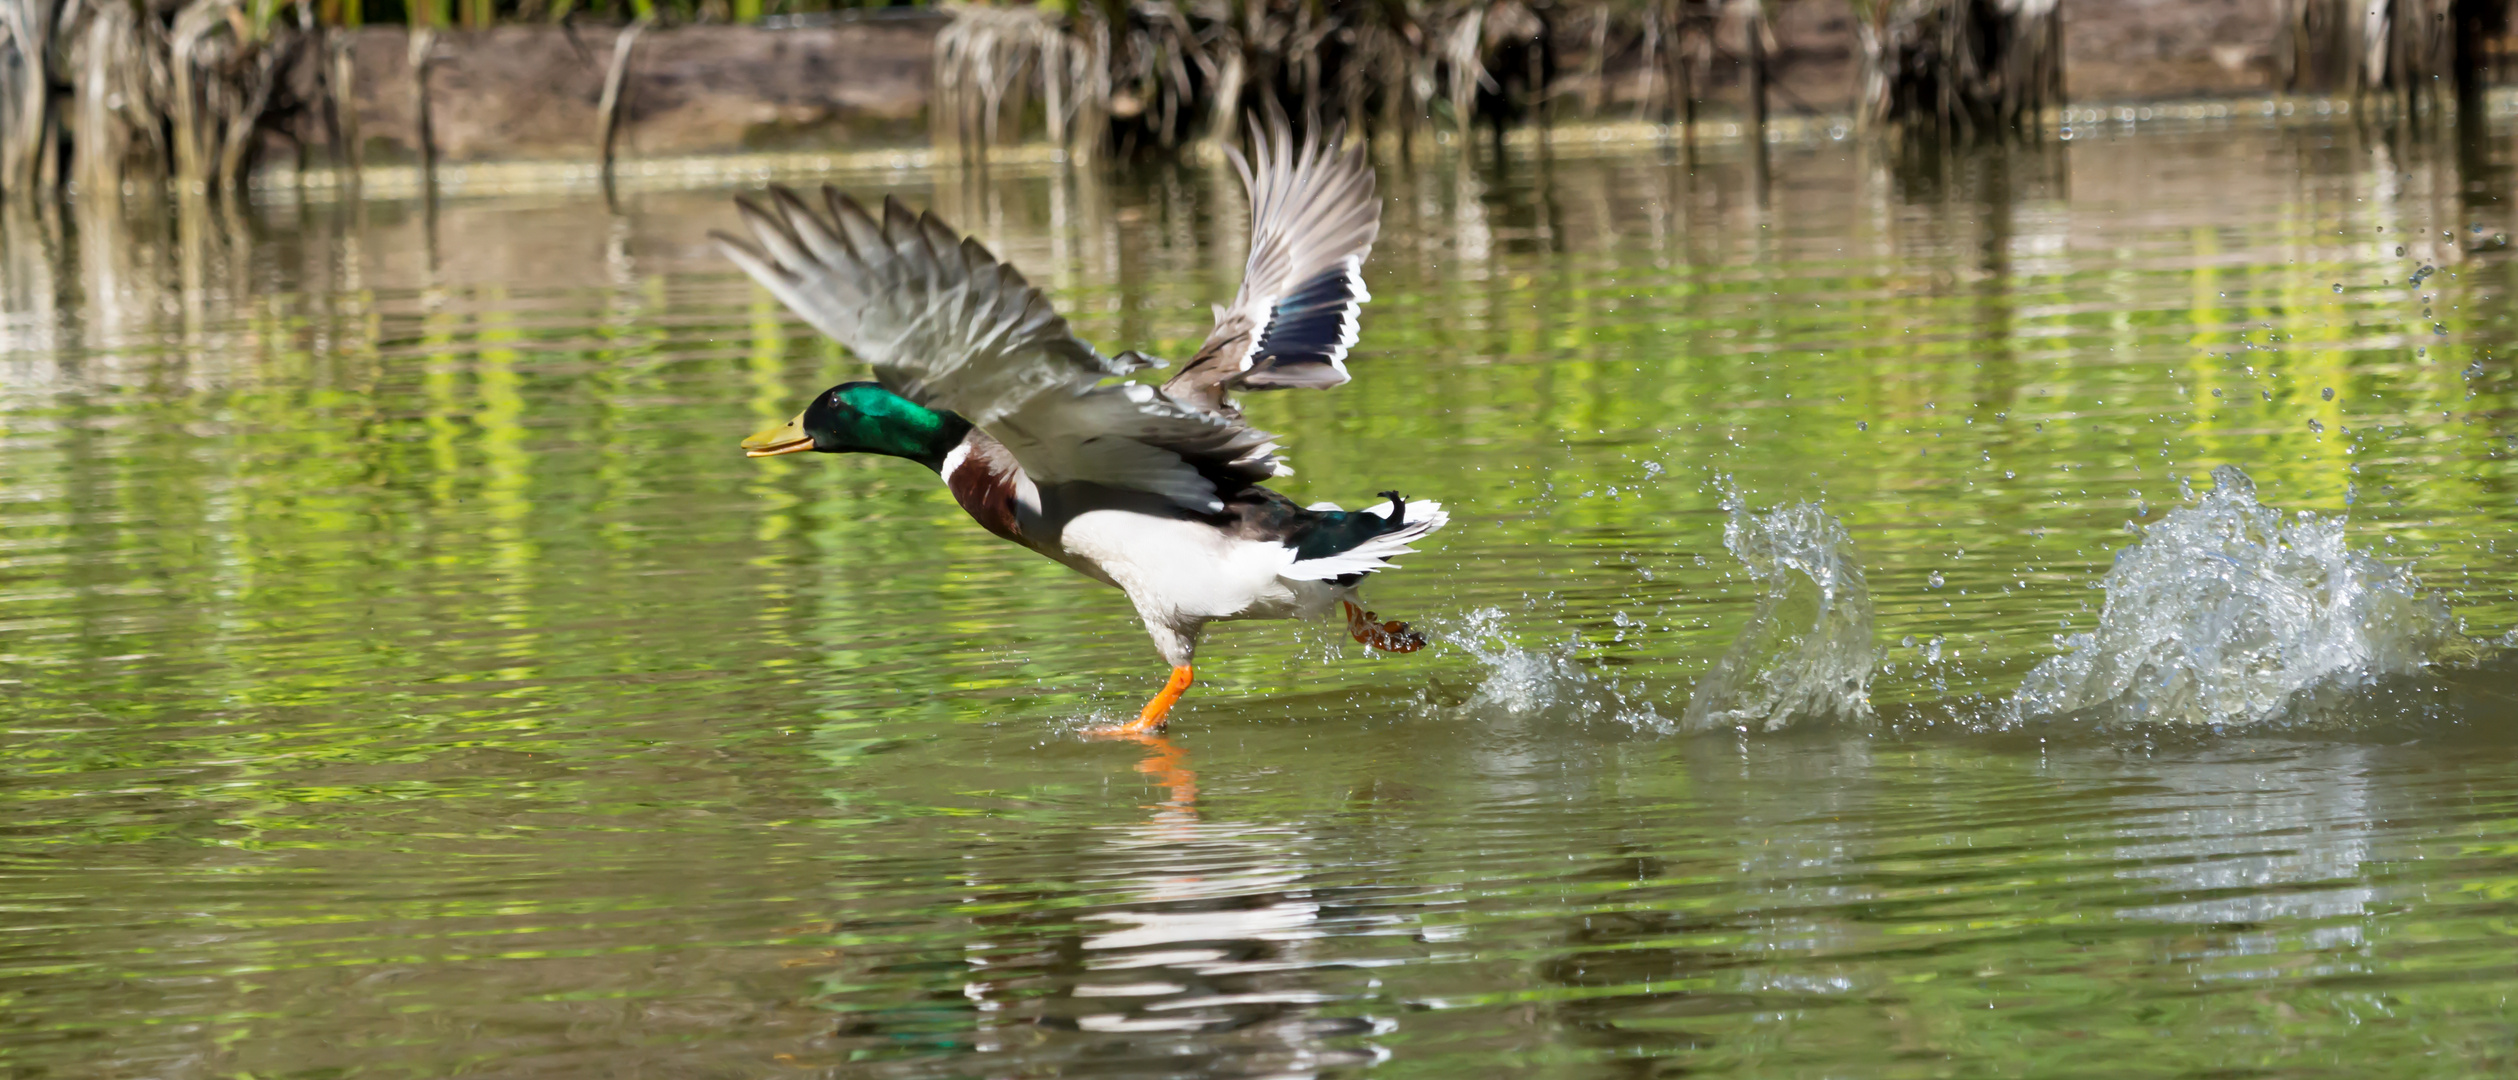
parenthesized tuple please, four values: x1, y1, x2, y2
(4, 129, 2518, 1076)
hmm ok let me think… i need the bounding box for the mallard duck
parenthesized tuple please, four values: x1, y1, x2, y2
(718, 110, 1446, 736)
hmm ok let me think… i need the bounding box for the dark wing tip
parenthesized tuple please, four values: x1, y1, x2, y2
(709, 229, 795, 284)
(1254, 94, 1290, 140)
(1315, 116, 1352, 162)
(881, 195, 919, 234)
(922, 214, 966, 261)
(707, 228, 761, 259)
(731, 196, 807, 258)
(820, 184, 863, 223)
(767, 183, 817, 219)
(1223, 140, 1256, 194)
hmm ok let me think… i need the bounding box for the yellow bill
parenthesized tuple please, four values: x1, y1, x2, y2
(742, 412, 814, 457)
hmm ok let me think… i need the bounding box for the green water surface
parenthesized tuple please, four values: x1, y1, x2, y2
(4, 117, 2518, 1077)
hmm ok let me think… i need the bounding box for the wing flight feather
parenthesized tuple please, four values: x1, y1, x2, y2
(1162, 105, 1382, 415)
(716, 187, 1279, 513)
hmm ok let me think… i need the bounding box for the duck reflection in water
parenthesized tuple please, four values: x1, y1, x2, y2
(1025, 736, 1388, 1071)
(810, 736, 1390, 1078)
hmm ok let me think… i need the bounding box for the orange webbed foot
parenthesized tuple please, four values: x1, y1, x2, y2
(1344, 601, 1427, 653)
(1085, 665, 1194, 739)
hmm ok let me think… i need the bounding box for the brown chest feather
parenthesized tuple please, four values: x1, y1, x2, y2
(943, 440, 1027, 547)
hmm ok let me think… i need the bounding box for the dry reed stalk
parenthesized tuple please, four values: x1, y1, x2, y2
(934, 3, 1092, 161)
(1738, 0, 1764, 133)
(0, 0, 56, 197)
(160, 0, 313, 194)
(70, 2, 172, 201)
(934, 0, 1675, 160)
(2273, 0, 2496, 107)
(0, 0, 326, 204)
(407, 24, 434, 176)
(328, 29, 359, 189)
(597, 18, 646, 202)
(1854, 0, 2063, 139)
(1630, 0, 1710, 139)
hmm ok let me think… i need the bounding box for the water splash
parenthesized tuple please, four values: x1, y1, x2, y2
(1439, 607, 1671, 729)
(1443, 608, 1599, 713)
(2009, 465, 2451, 727)
(1682, 498, 1878, 732)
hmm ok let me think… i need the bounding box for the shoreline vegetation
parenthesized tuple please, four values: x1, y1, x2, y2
(225, 91, 2518, 204)
(0, 0, 2507, 203)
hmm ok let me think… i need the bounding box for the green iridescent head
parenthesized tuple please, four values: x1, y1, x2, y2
(741, 382, 971, 469)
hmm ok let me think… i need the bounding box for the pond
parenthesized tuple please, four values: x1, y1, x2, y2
(4, 114, 2517, 1077)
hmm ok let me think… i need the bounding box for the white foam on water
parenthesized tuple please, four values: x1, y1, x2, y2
(1681, 497, 1879, 732)
(1445, 607, 1593, 715)
(1439, 607, 1671, 730)
(2009, 464, 2451, 727)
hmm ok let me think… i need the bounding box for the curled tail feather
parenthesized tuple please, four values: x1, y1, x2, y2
(1281, 491, 1449, 581)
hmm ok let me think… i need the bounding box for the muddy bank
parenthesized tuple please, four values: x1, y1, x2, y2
(338, 15, 940, 164)
(325, 2, 2408, 166)
(1747, 0, 2285, 111)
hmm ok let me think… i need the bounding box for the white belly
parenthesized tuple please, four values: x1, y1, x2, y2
(1059, 510, 1321, 623)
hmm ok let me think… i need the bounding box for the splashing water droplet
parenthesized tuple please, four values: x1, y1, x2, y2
(2008, 465, 2449, 727)
(1926, 571, 1945, 589)
(1445, 607, 1591, 718)
(1680, 499, 1877, 732)
(2321, 387, 2335, 400)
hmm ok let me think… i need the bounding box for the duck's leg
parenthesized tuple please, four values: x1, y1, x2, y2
(1100, 665, 1193, 736)
(1344, 600, 1426, 653)
(1090, 621, 1200, 738)
(1086, 666, 1192, 738)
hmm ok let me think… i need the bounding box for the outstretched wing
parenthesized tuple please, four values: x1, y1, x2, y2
(716, 187, 1279, 513)
(1162, 106, 1382, 416)
(717, 187, 1119, 425)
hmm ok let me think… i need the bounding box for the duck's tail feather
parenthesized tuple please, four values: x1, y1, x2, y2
(1280, 491, 1449, 581)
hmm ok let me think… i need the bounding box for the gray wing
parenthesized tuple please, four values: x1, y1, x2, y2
(1161, 106, 1382, 416)
(716, 187, 1279, 512)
